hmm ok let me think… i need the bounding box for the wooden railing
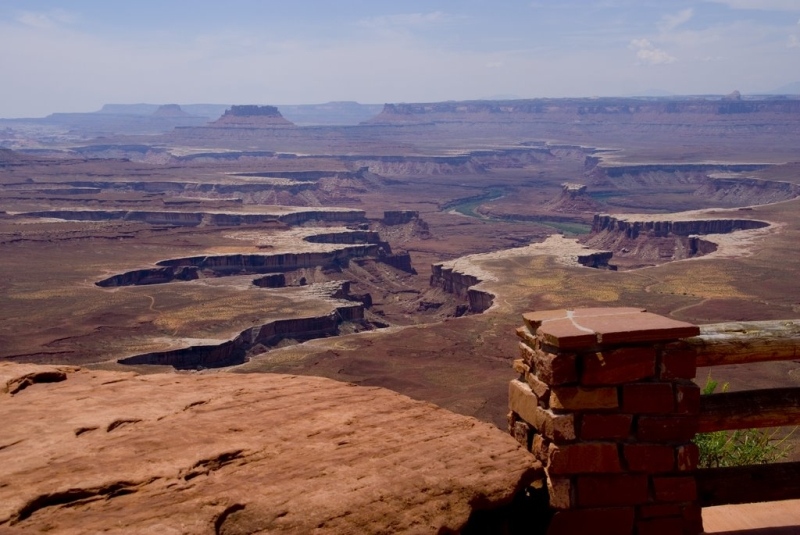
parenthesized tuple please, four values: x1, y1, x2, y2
(682, 320, 800, 507)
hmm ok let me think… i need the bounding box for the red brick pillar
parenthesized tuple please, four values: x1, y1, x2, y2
(508, 308, 703, 535)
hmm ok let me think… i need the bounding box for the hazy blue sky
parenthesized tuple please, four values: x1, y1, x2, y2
(1, 0, 799, 117)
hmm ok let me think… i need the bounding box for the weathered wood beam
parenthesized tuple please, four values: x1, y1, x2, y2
(683, 319, 800, 367)
(697, 461, 800, 507)
(698, 387, 800, 433)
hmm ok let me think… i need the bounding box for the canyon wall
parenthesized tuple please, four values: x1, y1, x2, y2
(429, 264, 493, 313)
(583, 214, 769, 267)
(576, 251, 616, 270)
(118, 293, 366, 369)
(97, 244, 387, 287)
(21, 208, 366, 227)
(590, 215, 769, 238)
(695, 177, 800, 206)
(343, 148, 552, 176)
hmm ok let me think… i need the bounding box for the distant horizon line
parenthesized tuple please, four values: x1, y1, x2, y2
(5, 92, 800, 121)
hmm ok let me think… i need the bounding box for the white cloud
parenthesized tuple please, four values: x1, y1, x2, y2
(357, 12, 447, 30)
(704, 0, 800, 11)
(15, 9, 75, 29)
(660, 8, 694, 32)
(629, 38, 677, 64)
(789, 35, 800, 48)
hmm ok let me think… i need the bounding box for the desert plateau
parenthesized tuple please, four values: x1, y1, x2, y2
(2, 94, 800, 532)
(3, 1, 800, 532)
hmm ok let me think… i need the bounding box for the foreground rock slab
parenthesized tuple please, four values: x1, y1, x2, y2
(0, 363, 536, 534)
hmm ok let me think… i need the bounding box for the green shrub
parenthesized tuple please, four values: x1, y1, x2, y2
(694, 376, 795, 468)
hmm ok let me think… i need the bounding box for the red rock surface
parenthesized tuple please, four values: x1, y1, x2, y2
(703, 499, 800, 533)
(0, 363, 537, 534)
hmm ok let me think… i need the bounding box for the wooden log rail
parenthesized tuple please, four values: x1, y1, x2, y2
(687, 319, 800, 367)
(683, 319, 800, 507)
(698, 387, 800, 433)
(685, 319, 800, 433)
(697, 461, 800, 507)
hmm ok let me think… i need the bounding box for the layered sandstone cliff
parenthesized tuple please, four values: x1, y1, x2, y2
(590, 214, 769, 237)
(118, 297, 364, 369)
(430, 264, 491, 314)
(22, 208, 366, 228)
(583, 213, 771, 268)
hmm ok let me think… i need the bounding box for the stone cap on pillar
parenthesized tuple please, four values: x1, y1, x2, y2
(522, 308, 700, 349)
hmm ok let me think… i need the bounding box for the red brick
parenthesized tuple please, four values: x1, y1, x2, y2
(638, 504, 682, 519)
(512, 420, 532, 449)
(519, 341, 536, 364)
(548, 477, 573, 509)
(675, 381, 700, 414)
(653, 476, 697, 502)
(682, 504, 704, 534)
(547, 507, 634, 535)
(509, 380, 576, 442)
(531, 348, 578, 385)
(580, 414, 632, 440)
(526, 371, 551, 400)
(532, 433, 549, 463)
(581, 346, 657, 386)
(622, 383, 675, 414)
(550, 386, 619, 410)
(637, 517, 686, 535)
(637, 416, 698, 442)
(624, 444, 675, 472)
(660, 345, 697, 380)
(576, 475, 649, 507)
(547, 442, 622, 474)
(516, 326, 538, 350)
(539, 408, 576, 443)
(508, 379, 540, 427)
(676, 443, 699, 472)
(512, 358, 530, 377)
(507, 410, 518, 433)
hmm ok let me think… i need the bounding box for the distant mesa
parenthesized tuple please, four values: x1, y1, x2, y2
(152, 104, 189, 117)
(546, 183, 602, 213)
(723, 90, 742, 101)
(227, 105, 284, 117)
(211, 105, 295, 127)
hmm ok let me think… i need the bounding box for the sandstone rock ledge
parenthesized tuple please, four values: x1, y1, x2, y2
(0, 363, 538, 534)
